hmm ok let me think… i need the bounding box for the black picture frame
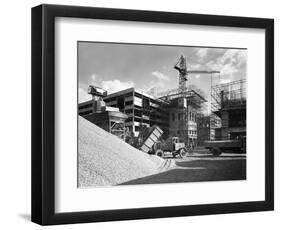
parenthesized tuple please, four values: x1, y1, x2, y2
(31, 4, 274, 225)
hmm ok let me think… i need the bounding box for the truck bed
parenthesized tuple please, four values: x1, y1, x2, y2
(140, 126, 163, 153)
(203, 139, 242, 148)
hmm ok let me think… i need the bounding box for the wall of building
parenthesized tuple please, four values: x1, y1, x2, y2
(197, 114, 222, 144)
(103, 88, 169, 137)
(169, 103, 198, 145)
(79, 100, 94, 116)
(79, 88, 204, 143)
(197, 116, 211, 145)
(220, 108, 246, 139)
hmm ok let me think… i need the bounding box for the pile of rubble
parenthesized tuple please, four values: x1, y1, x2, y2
(78, 116, 166, 187)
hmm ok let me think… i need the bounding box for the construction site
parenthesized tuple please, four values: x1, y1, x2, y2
(78, 54, 247, 187)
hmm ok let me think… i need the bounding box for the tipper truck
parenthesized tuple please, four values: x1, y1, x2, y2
(138, 125, 190, 158)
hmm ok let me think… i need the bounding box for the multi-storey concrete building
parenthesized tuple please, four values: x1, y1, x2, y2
(79, 88, 170, 137)
(103, 88, 169, 137)
(79, 87, 207, 145)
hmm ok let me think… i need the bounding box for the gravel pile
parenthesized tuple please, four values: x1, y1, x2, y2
(78, 116, 165, 187)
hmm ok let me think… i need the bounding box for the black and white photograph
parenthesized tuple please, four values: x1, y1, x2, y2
(29, 3, 274, 226)
(78, 42, 247, 187)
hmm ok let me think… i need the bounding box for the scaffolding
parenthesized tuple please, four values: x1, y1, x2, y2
(158, 87, 207, 145)
(211, 79, 247, 116)
(210, 79, 247, 140)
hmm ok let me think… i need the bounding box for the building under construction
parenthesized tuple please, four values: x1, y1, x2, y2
(78, 86, 128, 140)
(78, 55, 219, 146)
(156, 54, 219, 146)
(79, 87, 170, 137)
(78, 85, 207, 145)
(197, 114, 222, 145)
(158, 88, 207, 146)
(103, 88, 170, 137)
(211, 79, 246, 140)
(79, 88, 206, 145)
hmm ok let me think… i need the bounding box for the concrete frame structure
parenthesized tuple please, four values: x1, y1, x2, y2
(103, 88, 169, 137)
(79, 87, 207, 143)
(79, 88, 170, 137)
(211, 79, 246, 140)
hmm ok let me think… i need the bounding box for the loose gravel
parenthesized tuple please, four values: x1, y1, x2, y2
(78, 116, 166, 187)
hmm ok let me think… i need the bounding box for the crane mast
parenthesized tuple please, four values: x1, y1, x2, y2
(173, 55, 220, 146)
(174, 55, 188, 97)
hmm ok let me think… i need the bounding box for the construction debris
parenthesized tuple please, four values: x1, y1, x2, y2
(78, 116, 172, 187)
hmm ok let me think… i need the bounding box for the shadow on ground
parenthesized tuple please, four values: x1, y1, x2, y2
(120, 156, 246, 185)
(181, 154, 246, 159)
(18, 213, 30, 222)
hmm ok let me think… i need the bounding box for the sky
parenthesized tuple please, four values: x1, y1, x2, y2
(78, 42, 247, 113)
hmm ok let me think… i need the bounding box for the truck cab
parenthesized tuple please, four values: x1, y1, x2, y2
(171, 137, 185, 151)
(153, 137, 188, 158)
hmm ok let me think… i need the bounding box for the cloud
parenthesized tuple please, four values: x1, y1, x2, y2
(101, 80, 135, 94)
(78, 87, 91, 103)
(151, 71, 169, 81)
(220, 50, 246, 66)
(143, 85, 158, 97)
(219, 78, 232, 85)
(188, 63, 203, 79)
(189, 63, 201, 69)
(142, 81, 164, 97)
(143, 71, 171, 96)
(196, 48, 209, 59)
(91, 74, 97, 81)
(206, 49, 247, 79)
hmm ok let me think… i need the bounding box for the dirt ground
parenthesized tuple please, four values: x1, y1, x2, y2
(121, 153, 246, 185)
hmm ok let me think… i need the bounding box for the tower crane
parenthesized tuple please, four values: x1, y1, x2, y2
(174, 55, 220, 95)
(174, 55, 220, 146)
